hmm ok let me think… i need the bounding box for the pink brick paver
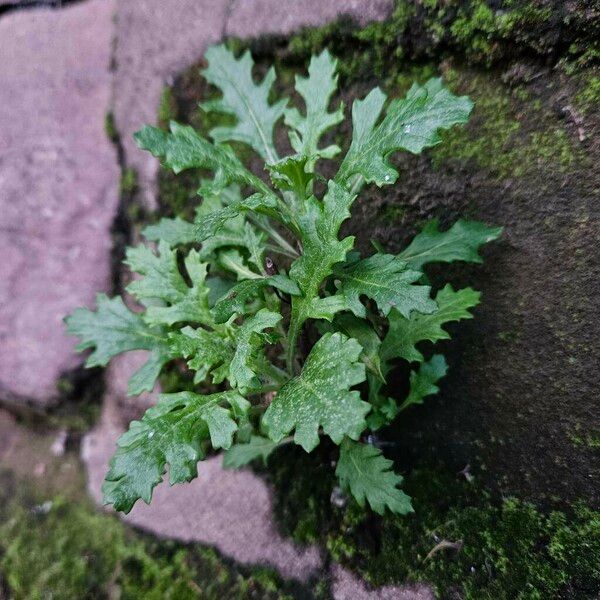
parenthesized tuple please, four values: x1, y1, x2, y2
(0, 0, 118, 407)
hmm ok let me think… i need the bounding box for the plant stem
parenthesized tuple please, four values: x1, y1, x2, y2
(348, 173, 365, 196)
(285, 309, 302, 375)
(247, 213, 298, 257)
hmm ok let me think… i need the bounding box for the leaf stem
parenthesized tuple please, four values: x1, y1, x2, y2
(348, 174, 364, 196)
(247, 214, 299, 258)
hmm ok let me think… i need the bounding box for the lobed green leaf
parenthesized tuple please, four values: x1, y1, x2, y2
(336, 439, 413, 515)
(263, 333, 369, 452)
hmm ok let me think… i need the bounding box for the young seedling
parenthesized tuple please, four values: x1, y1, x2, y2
(66, 45, 501, 515)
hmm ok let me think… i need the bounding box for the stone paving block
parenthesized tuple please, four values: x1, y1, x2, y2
(331, 564, 435, 600)
(226, 0, 392, 37)
(0, 0, 118, 407)
(112, 0, 231, 210)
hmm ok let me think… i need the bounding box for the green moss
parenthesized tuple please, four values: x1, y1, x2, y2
(104, 111, 118, 143)
(280, 0, 585, 78)
(428, 69, 581, 178)
(568, 424, 600, 450)
(156, 168, 201, 220)
(157, 86, 178, 130)
(0, 470, 300, 600)
(266, 453, 600, 599)
(267, 444, 337, 545)
(120, 167, 138, 196)
(381, 205, 407, 223)
(576, 74, 600, 114)
(498, 330, 520, 343)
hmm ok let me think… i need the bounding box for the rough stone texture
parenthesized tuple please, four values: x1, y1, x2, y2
(0, 0, 118, 408)
(225, 0, 393, 37)
(112, 0, 231, 210)
(113, 0, 393, 210)
(82, 394, 324, 582)
(331, 565, 435, 600)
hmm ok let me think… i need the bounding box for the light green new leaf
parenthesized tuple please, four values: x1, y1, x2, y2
(336, 78, 473, 187)
(381, 284, 480, 363)
(223, 435, 279, 469)
(398, 219, 503, 270)
(135, 122, 268, 194)
(213, 275, 300, 323)
(202, 44, 287, 162)
(333, 253, 437, 318)
(102, 390, 249, 513)
(336, 439, 413, 515)
(266, 154, 313, 199)
(284, 49, 344, 169)
(229, 309, 282, 393)
(141, 216, 196, 247)
(126, 242, 213, 327)
(65, 294, 173, 395)
(217, 249, 262, 280)
(263, 333, 369, 452)
(400, 354, 448, 412)
(242, 222, 267, 271)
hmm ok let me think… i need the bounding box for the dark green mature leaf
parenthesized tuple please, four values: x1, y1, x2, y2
(191, 194, 282, 244)
(336, 78, 473, 187)
(213, 276, 300, 323)
(333, 253, 437, 318)
(135, 122, 268, 195)
(398, 219, 503, 270)
(102, 390, 249, 513)
(381, 284, 480, 363)
(202, 44, 287, 162)
(223, 435, 279, 469)
(336, 439, 413, 515)
(263, 333, 368, 452)
(126, 242, 212, 327)
(142, 185, 241, 248)
(65, 294, 173, 395)
(399, 354, 448, 412)
(228, 309, 282, 393)
(169, 326, 233, 385)
(284, 49, 344, 169)
(288, 180, 356, 337)
(327, 313, 384, 379)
